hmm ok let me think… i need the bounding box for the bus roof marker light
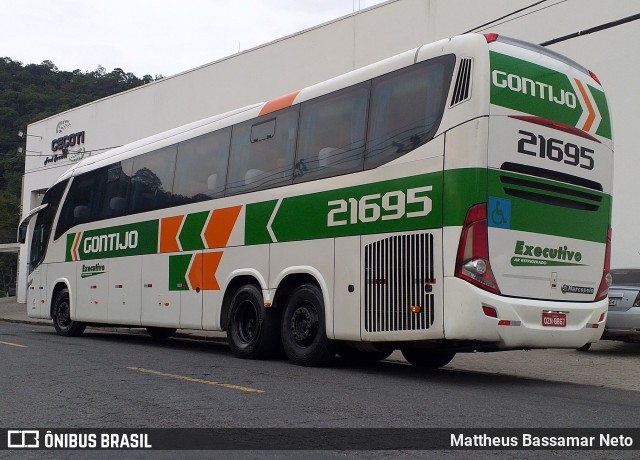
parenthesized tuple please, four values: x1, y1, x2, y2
(484, 33, 499, 43)
(589, 70, 601, 85)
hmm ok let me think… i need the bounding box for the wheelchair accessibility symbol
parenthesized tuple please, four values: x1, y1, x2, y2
(488, 197, 511, 229)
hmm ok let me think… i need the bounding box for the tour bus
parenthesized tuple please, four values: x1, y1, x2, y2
(18, 33, 613, 368)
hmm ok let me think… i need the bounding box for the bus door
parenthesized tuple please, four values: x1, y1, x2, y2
(108, 257, 142, 325)
(141, 253, 180, 327)
(27, 266, 46, 318)
(76, 259, 110, 322)
(180, 250, 204, 329)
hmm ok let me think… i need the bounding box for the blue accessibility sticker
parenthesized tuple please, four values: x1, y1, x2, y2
(488, 197, 511, 229)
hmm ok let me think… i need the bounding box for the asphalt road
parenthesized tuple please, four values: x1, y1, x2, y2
(1, 321, 640, 459)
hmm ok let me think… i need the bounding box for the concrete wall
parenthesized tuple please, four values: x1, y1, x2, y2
(18, 0, 640, 300)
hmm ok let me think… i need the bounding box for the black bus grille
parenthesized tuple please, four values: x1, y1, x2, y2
(364, 233, 435, 332)
(499, 163, 603, 211)
(450, 58, 472, 106)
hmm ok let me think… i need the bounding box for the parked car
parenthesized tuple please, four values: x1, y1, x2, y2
(602, 268, 640, 342)
(577, 268, 640, 351)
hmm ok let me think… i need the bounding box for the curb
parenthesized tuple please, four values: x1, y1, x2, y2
(0, 317, 229, 345)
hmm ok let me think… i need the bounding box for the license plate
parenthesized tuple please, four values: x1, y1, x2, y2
(608, 298, 620, 307)
(542, 312, 566, 327)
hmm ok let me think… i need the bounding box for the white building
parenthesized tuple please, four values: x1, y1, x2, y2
(18, 0, 640, 301)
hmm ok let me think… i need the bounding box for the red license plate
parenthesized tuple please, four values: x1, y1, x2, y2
(542, 312, 566, 327)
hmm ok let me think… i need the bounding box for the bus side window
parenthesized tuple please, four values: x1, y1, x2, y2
(129, 145, 177, 214)
(294, 82, 369, 182)
(173, 127, 231, 205)
(55, 168, 106, 238)
(365, 55, 455, 168)
(226, 107, 298, 195)
(101, 160, 133, 219)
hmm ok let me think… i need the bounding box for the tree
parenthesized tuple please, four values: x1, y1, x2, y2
(0, 57, 155, 288)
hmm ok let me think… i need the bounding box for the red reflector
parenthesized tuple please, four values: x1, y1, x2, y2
(598, 312, 606, 322)
(595, 226, 612, 301)
(498, 320, 511, 326)
(484, 33, 499, 43)
(482, 306, 497, 318)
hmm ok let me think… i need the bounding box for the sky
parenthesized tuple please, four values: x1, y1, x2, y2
(2, 0, 387, 78)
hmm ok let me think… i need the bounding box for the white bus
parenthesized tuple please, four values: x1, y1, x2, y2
(19, 33, 613, 368)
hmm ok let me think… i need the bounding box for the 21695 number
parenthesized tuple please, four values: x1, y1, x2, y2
(517, 130, 594, 170)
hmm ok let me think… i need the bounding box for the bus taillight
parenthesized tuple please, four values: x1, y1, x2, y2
(595, 226, 612, 301)
(455, 204, 501, 295)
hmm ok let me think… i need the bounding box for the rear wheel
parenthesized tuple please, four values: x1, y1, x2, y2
(401, 347, 455, 369)
(227, 284, 280, 359)
(146, 327, 177, 339)
(576, 343, 592, 351)
(281, 283, 335, 366)
(52, 289, 86, 337)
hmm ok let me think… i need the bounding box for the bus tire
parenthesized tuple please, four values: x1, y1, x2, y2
(401, 348, 455, 369)
(52, 288, 86, 337)
(281, 283, 335, 367)
(146, 327, 177, 339)
(227, 284, 280, 359)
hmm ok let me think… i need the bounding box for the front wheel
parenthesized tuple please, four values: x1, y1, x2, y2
(281, 284, 335, 367)
(52, 289, 86, 337)
(401, 348, 455, 369)
(227, 284, 280, 359)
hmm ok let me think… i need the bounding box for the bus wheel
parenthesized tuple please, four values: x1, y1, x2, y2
(52, 288, 86, 337)
(146, 327, 177, 339)
(400, 348, 455, 369)
(227, 284, 280, 359)
(281, 283, 335, 367)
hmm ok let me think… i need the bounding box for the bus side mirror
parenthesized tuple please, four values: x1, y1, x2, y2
(17, 221, 28, 244)
(16, 203, 49, 244)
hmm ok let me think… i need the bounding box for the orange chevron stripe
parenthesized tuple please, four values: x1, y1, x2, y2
(202, 252, 223, 290)
(160, 215, 184, 253)
(187, 253, 202, 291)
(72, 232, 82, 261)
(203, 206, 241, 249)
(186, 252, 223, 291)
(259, 90, 300, 116)
(574, 79, 595, 132)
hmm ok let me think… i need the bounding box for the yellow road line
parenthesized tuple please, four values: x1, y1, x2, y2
(0, 340, 28, 348)
(127, 367, 265, 394)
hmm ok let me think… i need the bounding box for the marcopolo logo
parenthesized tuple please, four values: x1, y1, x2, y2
(511, 240, 584, 267)
(561, 284, 595, 295)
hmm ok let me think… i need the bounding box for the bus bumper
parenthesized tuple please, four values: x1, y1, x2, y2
(443, 277, 607, 349)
